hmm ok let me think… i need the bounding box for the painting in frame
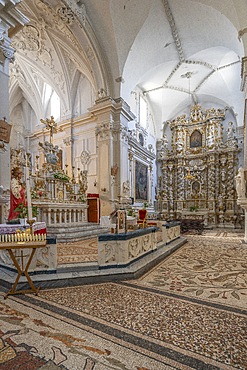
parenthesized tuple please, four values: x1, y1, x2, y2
(116, 210, 127, 234)
(135, 160, 148, 201)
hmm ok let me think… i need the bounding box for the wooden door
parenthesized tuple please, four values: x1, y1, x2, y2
(87, 198, 99, 223)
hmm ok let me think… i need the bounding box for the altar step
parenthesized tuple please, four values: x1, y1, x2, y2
(46, 222, 109, 242)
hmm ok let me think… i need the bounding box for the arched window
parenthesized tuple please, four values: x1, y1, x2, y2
(43, 83, 60, 121)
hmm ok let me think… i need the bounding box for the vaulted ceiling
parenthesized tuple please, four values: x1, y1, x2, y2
(9, 0, 247, 138)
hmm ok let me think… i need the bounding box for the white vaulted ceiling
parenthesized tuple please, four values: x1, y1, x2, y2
(9, 0, 247, 138)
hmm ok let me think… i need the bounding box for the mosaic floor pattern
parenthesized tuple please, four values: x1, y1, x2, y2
(0, 232, 247, 369)
(135, 235, 247, 309)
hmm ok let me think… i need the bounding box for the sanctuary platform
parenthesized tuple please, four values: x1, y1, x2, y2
(0, 223, 186, 294)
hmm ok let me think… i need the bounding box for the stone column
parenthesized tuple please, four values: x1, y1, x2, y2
(0, 2, 29, 223)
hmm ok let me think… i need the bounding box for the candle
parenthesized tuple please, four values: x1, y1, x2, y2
(25, 160, 33, 221)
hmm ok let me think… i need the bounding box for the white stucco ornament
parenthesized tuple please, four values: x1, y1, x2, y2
(80, 150, 90, 165)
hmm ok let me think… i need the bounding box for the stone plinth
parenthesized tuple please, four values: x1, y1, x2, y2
(0, 237, 57, 273)
(98, 227, 157, 267)
(163, 221, 181, 244)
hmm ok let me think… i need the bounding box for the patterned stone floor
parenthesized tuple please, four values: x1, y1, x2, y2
(0, 231, 247, 369)
(136, 235, 247, 309)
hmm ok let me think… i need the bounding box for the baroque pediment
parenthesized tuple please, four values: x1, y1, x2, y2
(167, 104, 225, 129)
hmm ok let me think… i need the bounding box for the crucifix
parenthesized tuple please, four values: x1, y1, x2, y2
(40, 116, 58, 143)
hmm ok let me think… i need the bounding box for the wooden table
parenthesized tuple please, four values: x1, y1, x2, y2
(0, 240, 46, 299)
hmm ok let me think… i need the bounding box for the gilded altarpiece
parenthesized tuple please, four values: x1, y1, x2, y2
(157, 105, 242, 228)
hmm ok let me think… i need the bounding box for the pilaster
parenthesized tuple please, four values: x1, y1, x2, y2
(0, 1, 29, 223)
(90, 96, 135, 215)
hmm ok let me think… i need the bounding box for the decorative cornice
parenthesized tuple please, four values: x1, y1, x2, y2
(0, 0, 29, 30)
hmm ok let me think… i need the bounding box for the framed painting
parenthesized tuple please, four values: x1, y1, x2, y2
(190, 129, 202, 148)
(135, 161, 148, 201)
(117, 210, 126, 234)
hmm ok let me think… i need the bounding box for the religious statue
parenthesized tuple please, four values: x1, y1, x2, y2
(79, 170, 88, 194)
(176, 132, 183, 152)
(227, 121, 235, 140)
(8, 166, 27, 220)
(39, 141, 59, 166)
(235, 167, 246, 199)
(122, 180, 130, 196)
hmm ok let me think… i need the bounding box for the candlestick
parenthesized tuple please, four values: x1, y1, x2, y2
(25, 155, 33, 221)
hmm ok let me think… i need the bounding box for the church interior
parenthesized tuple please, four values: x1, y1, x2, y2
(0, 0, 247, 369)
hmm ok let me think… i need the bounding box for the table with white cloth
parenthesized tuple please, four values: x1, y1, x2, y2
(0, 222, 46, 235)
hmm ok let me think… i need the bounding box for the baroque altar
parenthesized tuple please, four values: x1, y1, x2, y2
(157, 105, 242, 228)
(10, 116, 89, 232)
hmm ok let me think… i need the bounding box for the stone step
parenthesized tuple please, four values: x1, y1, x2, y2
(47, 222, 109, 242)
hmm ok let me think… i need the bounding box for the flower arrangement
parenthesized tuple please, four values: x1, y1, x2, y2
(54, 171, 70, 182)
(14, 203, 38, 218)
(127, 208, 135, 216)
(189, 205, 198, 212)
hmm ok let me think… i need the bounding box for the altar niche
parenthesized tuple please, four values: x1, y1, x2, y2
(157, 104, 241, 228)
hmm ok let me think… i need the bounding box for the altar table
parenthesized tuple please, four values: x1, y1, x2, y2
(0, 222, 46, 235)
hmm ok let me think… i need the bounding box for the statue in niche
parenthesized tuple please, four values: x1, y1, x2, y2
(122, 181, 130, 196)
(176, 131, 183, 152)
(235, 167, 246, 199)
(190, 130, 202, 148)
(227, 121, 235, 140)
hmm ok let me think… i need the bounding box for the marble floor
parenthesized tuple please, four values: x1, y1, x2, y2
(0, 230, 246, 369)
